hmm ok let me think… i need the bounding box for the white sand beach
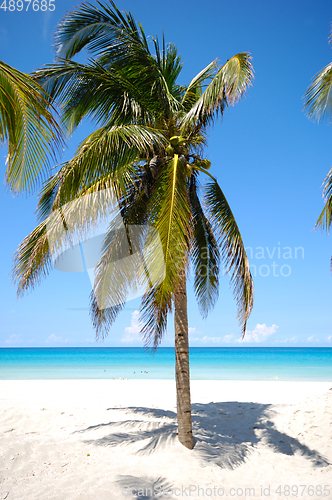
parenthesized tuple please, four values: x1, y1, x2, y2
(1, 380, 332, 500)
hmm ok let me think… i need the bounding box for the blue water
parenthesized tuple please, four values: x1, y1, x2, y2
(0, 348, 332, 381)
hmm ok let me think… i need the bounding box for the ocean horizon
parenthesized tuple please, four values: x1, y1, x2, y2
(1, 347, 332, 381)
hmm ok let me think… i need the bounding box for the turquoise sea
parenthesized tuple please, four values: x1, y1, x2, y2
(0, 347, 332, 381)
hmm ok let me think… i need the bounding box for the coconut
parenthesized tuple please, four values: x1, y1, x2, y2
(201, 159, 211, 170)
(169, 135, 186, 147)
(166, 145, 174, 156)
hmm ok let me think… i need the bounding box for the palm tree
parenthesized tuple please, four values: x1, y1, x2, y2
(303, 27, 332, 267)
(0, 60, 63, 193)
(13, 0, 254, 449)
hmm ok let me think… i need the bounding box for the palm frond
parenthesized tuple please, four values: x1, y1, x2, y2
(90, 294, 125, 340)
(0, 60, 64, 193)
(12, 221, 51, 296)
(180, 53, 253, 134)
(161, 43, 183, 87)
(152, 40, 184, 112)
(181, 60, 217, 108)
(17, 122, 158, 306)
(140, 284, 172, 350)
(89, 196, 167, 338)
(36, 167, 64, 222)
(189, 177, 220, 317)
(88, 179, 155, 338)
(48, 1, 183, 123)
(316, 166, 332, 233)
(54, 0, 148, 61)
(141, 154, 193, 346)
(148, 155, 192, 283)
(36, 123, 165, 220)
(303, 62, 332, 123)
(90, 223, 138, 310)
(204, 180, 253, 335)
(34, 59, 161, 132)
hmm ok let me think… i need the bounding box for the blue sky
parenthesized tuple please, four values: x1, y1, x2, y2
(0, 0, 332, 348)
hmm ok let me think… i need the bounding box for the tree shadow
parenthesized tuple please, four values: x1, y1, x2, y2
(191, 402, 329, 469)
(75, 406, 177, 453)
(116, 475, 175, 500)
(74, 401, 330, 470)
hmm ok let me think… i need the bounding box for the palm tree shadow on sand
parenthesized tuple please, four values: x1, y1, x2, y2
(74, 402, 330, 470)
(115, 475, 175, 500)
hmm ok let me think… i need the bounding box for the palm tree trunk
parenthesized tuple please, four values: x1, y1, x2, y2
(174, 271, 194, 449)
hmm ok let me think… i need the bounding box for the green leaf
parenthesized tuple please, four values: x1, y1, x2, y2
(204, 180, 254, 335)
(180, 53, 253, 135)
(189, 177, 220, 317)
(0, 60, 64, 193)
(303, 62, 332, 123)
(12, 221, 51, 296)
(316, 166, 332, 233)
(141, 154, 193, 346)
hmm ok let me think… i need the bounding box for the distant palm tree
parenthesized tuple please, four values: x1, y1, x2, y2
(13, 0, 254, 449)
(0, 60, 63, 193)
(303, 27, 332, 267)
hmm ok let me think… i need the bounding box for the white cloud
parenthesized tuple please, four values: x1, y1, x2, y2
(4, 334, 22, 346)
(275, 336, 297, 344)
(307, 335, 319, 343)
(237, 323, 279, 343)
(190, 327, 228, 344)
(45, 334, 69, 345)
(327, 336, 332, 343)
(222, 334, 235, 343)
(122, 310, 143, 344)
(190, 323, 278, 345)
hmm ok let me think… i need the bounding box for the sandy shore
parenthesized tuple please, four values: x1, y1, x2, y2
(1, 380, 332, 500)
